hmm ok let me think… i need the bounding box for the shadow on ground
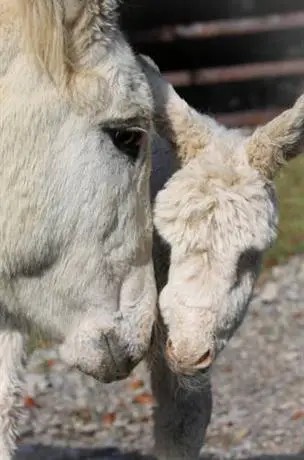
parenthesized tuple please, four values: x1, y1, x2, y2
(16, 445, 304, 460)
(16, 446, 154, 460)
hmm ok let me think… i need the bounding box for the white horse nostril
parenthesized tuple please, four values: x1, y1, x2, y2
(194, 349, 213, 369)
(166, 339, 174, 355)
(166, 339, 179, 362)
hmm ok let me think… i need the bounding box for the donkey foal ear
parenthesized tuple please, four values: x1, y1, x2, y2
(246, 94, 304, 179)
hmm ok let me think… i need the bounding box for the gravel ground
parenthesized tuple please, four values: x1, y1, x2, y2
(16, 255, 304, 460)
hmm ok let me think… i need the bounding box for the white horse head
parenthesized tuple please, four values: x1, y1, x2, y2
(0, 0, 157, 383)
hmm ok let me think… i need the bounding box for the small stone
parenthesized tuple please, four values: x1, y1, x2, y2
(271, 265, 286, 280)
(48, 374, 64, 390)
(285, 286, 300, 301)
(77, 422, 99, 435)
(19, 426, 34, 437)
(260, 282, 278, 303)
(297, 263, 304, 281)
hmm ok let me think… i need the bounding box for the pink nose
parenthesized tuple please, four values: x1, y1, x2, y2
(166, 339, 213, 370)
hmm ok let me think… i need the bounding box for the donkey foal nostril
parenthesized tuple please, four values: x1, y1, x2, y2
(194, 349, 212, 369)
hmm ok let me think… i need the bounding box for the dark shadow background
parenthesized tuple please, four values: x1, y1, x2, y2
(16, 445, 304, 460)
(120, 0, 304, 119)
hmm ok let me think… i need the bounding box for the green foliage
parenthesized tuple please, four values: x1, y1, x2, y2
(264, 155, 304, 269)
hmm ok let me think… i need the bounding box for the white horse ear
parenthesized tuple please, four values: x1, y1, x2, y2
(63, 0, 86, 23)
(63, 0, 119, 24)
(18, 0, 119, 83)
(246, 94, 304, 179)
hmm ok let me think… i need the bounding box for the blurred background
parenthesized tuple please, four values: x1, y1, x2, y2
(121, 0, 304, 272)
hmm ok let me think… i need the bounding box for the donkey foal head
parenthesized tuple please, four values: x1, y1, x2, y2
(141, 56, 304, 377)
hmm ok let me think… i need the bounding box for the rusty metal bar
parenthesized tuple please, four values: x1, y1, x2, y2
(162, 59, 304, 87)
(129, 11, 304, 43)
(215, 108, 285, 128)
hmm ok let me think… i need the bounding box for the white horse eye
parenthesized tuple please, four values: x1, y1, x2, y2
(109, 128, 146, 160)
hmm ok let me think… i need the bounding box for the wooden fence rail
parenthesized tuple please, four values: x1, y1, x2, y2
(121, 1, 304, 127)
